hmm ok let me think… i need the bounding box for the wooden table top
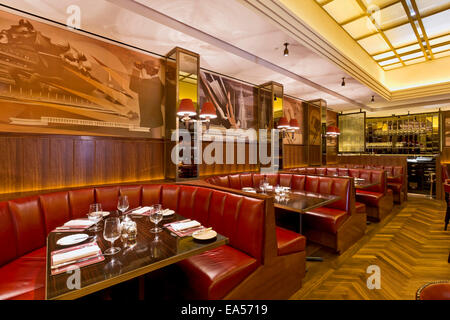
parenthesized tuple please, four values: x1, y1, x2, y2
(248, 189, 340, 214)
(45, 212, 228, 300)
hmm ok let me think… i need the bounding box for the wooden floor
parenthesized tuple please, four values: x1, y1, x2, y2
(291, 195, 450, 300)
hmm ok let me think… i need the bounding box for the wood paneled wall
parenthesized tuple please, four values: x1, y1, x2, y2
(282, 145, 307, 168)
(198, 141, 259, 176)
(0, 134, 164, 198)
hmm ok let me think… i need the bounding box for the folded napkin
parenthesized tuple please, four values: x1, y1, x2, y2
(132, 206, 152, 214)
(171, 220, 201, 231)
(63, 219, 97, 228)
(52, 244, 99, 266)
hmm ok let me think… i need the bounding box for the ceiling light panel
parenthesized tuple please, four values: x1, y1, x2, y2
(343, 16, 378, 38)
(396, 43, 421, 54)
(362, 0, 396, 7)
(323, 0, 365, 23)
(404, 56, 426, 65)
(401, 51, 425, 60)
(358, 33, 391, 54)
(378, 2, 408, 29)
(422, 10, 450, 38)
(416, 0, 450, 16)
(373, 50, 395, 60)
(429, 34, 450, 46)
(379, 57, 400, 66)
(432, 44, 450, 53)
(433, 50, 450, 59)
(384, 23, 417, 47)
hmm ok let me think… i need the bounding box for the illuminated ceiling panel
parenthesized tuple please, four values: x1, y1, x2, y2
(315, 0, 450, 70)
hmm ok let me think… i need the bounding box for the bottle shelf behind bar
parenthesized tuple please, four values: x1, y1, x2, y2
(366, 112, 440, 155)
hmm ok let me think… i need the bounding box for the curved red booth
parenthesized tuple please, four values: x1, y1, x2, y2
(0, 183, 305, 300)
(203, 172, 366, 254)
(287, 167, 394, 221)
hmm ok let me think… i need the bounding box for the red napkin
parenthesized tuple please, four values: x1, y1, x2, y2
(164, 220, 206, 237)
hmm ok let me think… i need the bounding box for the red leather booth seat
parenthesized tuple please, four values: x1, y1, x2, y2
(416, 281, 450, 300)
(287, 167, 394, 221)
(0, 183, 304, 300)
(204, 172, 366, 253)
(290, 165, 404, 204)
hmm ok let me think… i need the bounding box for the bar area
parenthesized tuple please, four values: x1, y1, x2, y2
(0, 0, 449, 307)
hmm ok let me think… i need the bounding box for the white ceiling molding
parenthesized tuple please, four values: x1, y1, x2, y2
(106, 0, 372, 111)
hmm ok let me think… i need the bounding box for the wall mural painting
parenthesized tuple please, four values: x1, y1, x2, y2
(308, 104, 321, 146)
(283, 96, 303, 145)
(0, 10, 164, 138)
(199, 71, 258, 139)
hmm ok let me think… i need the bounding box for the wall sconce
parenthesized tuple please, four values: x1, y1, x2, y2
(326, 125, 340, 136)
(277, 116, 290, 138)
(177, 98, 196, 125)
(288, 119, 299, 139)
(199, 101, 217, 130)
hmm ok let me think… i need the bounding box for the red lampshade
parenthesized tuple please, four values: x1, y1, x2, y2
(199, 102, 217, 119)
(177, 99, 196, 117)
(326, 125, 340, 136)
(277, 117, 289, 129)
(289, 119, 300, 130)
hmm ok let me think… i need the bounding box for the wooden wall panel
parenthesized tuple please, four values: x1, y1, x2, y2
(282, 145, 307, 168)
(73, 139, 95, 186)
(0, 134, 164, 199)
(198, 141, 259, 176)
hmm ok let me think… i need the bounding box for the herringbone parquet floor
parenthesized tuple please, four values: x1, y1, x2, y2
(292, 195, 450, 300)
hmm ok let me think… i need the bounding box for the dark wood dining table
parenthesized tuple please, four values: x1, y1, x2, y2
(243, 188, 340, 262)
(45, 212, 228, 300)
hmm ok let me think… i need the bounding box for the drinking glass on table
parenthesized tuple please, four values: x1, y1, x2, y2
(149, 204, 163, 233)
(103, 217, 121, 255)
(88, 203, 103, 231)
(117, 195, 130, 221)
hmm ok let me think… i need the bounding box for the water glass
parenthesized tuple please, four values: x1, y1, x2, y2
(117, 195, 130, 220)
(149, 204, 163, 233)
(88, 203, 103, 231)
(103, 217, 121, 255)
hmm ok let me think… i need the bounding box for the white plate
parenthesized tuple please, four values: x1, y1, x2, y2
(192, 229, 217, 241)
(102, 211, 110, 217)
(242, 187, 256, 193)
(57, 234, 89, 246)
(162, 209, 175, 216)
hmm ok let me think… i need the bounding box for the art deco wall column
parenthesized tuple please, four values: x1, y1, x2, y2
(164, 47, 200, 180)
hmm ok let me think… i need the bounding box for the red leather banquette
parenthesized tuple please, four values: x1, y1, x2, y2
(0, 183, 305, 300)
(203, 172, 366, 253)
(335, 164, 405, 203)
(287, 167, 394, 221)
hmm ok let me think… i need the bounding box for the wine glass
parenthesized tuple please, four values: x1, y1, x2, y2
(117, 195, 129, 221)
(258, 180, 266, 193)
(103, 217, 121, 255)
(149, 204, 163, 233)
(88, 203, 103, 232)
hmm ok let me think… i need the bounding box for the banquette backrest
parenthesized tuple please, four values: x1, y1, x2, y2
(204, 173, 353, 214)
(0, 184, 267, 268)
(286, 167, 388, 194)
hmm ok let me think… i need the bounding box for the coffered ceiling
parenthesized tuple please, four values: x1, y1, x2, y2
(316, 0, 450, 70)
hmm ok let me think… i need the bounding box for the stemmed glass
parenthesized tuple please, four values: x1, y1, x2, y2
(149, 204, 163, 233)
(88, 203, 103, 232)
(103, 217, 121, 255)
(117, 195, 130, 221)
